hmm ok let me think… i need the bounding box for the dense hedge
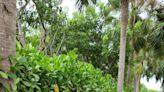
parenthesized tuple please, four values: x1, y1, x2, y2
(6, 45, 116, 92)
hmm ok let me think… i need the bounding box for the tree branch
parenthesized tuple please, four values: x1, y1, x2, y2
(17, 0, 30, 19)
(32, 0, 48, 54)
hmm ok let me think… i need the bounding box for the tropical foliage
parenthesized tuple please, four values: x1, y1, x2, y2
(0, 0, 163, 92)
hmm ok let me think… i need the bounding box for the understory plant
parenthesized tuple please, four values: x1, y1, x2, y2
(4, 43, 116, 92)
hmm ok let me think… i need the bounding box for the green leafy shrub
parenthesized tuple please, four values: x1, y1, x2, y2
(12, 44, 116, 92)
(140, 84, 149, 92)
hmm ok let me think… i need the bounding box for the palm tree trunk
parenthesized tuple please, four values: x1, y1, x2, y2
(117, 0, 129, 92)
(134, 74, 141, 92)
(127, 62, 132, 83)
(0, 0, 16, 91)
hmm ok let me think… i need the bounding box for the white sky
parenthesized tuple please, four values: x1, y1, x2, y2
(141, 77, 162, 91)
(60, 0, 76, 18)
(61, 0, 163, 91)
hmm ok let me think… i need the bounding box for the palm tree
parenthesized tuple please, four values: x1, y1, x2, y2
(0, 0, 16, 91)
(125, 0, 158, 91)
(117, 0, 129, 92)
(74, 0, 97, 10)
(145, 7, 164, 92)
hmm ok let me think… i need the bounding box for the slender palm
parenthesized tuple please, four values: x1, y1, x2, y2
(117, 0, 129, 92)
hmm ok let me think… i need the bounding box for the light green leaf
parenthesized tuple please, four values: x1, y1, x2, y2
(0, 71, 8, 79)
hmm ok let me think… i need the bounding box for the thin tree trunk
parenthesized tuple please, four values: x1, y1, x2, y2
(18, 20, 25, 47)
(127, 62, 132, 84)
(49, 30, 58, 55)
(117, 0, 129, 92)
(33, 0, 48, 54)
(56, 33, 65, 55)
(39, 30, 47, 53)
(134, 74, 141, 92)
(0, 0, 16, 91)
(17, 0, 25, 48)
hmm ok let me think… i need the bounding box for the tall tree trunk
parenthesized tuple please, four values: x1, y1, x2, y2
(117, 0, 129, 92)
(126, 62, 133, 91)
(17, 0, 25, 48)
(33, 0, 47, 54)
(134, 74, 141, 92)
(0, 0, 16, 91)
(127, 62, 132, 83)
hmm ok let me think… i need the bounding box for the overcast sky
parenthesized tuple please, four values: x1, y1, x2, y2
(61, 0, 163, 91)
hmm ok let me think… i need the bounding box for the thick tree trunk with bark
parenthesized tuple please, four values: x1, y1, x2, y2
(117, 0, 129, 92)
(0, 0, 16, 91)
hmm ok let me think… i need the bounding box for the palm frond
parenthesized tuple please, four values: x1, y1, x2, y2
(74, 0, 97, 10)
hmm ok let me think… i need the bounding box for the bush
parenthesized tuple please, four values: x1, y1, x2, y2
(11, 44, 116, 92)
